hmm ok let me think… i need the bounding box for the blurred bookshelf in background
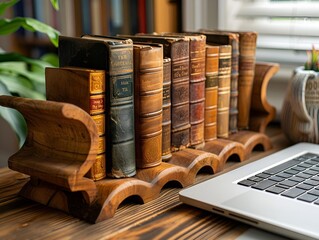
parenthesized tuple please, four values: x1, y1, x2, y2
(3, 0, 182, 58)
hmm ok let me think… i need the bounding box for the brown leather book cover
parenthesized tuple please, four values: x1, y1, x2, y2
(204, 44, 219, 141)
(45, 66, 107, 181)
(119, 34, 191, 151)
(199, 30, 239, 134)
(58, 35, 136, 179)
(188, 34, 206, 148)
(217, 44, 232, 138)
(236, 31, 258, 130)
(133, 43, 163, 168)
(162, 57, 172, 160)
(150, 33, 206, 148)
(163, 33, 206, 148)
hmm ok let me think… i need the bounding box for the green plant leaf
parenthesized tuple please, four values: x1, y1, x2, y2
(0, 52, 52, 68)
(0, 82, 27, 147)
(50, 0, 59, 11)
(41, 53, 59, 67)
(0, 17, 60, 47)
(0, 0, 19, 16)
(0, 62, 45, 84)
(0, 18, 22, 34)
(0, 74, 45, 99)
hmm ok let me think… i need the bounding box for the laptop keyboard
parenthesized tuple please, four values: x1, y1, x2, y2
(238, 152, 319, 204)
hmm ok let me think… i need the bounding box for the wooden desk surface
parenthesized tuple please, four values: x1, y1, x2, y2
(0, 123, 290, 240)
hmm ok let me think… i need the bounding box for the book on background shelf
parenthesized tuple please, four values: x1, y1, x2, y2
(199, 30, 239, 134)
(216, 44, 232, 138)
(45, 66, 106, 181)
(119, 34, 191, 151)
(162, 57, 172, 161)
(160, 33, 206, 149)
(204, 44, 219, 141)
(59, 35, 136, 178)
(133, 43, 163, 168)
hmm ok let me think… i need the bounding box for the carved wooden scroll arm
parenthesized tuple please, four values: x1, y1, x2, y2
(0, 95, 99, 203)
(249, 62, 280, 133)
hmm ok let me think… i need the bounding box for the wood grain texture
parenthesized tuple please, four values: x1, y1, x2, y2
(46, 67, 107, 180)
(249, 62, 279, 133)
(0, 71, 274, 224)
(0, 125, 289, 239)
(0, 95, 99, 204)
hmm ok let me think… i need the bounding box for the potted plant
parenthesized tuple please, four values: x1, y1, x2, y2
(281, 45, 319, 144)
(0, 0, 60, 165)
(304, 45, 319, 72)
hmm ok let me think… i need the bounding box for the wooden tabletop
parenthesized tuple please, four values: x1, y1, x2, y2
(0, 123, 290, 240)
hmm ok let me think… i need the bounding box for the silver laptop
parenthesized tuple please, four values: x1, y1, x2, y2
(179, 142, 319, 240)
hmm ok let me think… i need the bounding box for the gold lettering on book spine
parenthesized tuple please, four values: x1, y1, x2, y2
(89, 94, 105, 115)
(91, 114, 105, 136)
(90, 72, 105, 94)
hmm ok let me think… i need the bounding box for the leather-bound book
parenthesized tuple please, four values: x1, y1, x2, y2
(204, 45, 219, 141)
(45, 67, 106, 181)
(133, 43, 163, 168)
(161, 33, 206, 149)
(188, 34, 206, 148)
(216, 44, 232, 138)
(236, 31, 258, 130)
(59, 35, 136, 178)
(119, 34, 190, 151)
(199, 30, 239, 134)
(162, 57, 172, 161)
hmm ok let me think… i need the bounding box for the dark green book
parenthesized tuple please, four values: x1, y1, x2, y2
(59, 35, 136, 178)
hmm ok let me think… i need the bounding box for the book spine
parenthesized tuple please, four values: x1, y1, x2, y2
(108, 44, 136, 178)
(162, 57, 172, 161)
(217, 45, 231, 138)
(133, 45, 163, 168)
(237, 32, 257, 130)
(229, 35, 239, 134)
(189, 36, 206, 149)
(87, 71, 106, 181)
(45, 67, 107, 181)
(170, 40, 191, 151)
(204, 45, 219, 141)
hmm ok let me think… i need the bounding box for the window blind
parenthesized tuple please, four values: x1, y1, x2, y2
(218, 0, 319, 64)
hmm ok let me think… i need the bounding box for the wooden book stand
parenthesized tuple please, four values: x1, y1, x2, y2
(0, 62, 279, 223)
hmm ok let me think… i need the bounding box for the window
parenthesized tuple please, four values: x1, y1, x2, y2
(182, 0, 319, 117)
(218, 0, 319, 65)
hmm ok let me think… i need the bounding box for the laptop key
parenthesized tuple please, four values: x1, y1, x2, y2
(256, 173, 271, 179)
(238, 179, 256, 187)
(295, 172, 313, 179)
(276, 172, 293, 178)
(263, 159, 301, 175)
(252, 179, 277, 190)
(296, 183, 314, 190)
(303, 170, 318, 176)
(269, 176, 285, 182)
(279, 180, 298, 188)
(304, 179, 319, 186)
(284, 169, 299, 175)
(311, 175, 319, 181)
(266, 186, 286, 194)
(288, 176, 304, 183)
(281, 188, 305, 198)
(291, 166, 306, 172)
(308, 189, 319, 196)
(247, 176, 264, 182)
(297, 194, 318, 203)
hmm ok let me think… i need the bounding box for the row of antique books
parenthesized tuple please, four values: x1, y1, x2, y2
(45, 31, 258, 180)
